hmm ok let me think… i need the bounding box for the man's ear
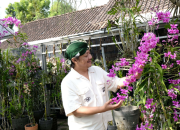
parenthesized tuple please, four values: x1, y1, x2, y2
(71, 57, 76, 64)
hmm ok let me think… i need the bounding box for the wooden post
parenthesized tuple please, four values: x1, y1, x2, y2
(45, 46, 48, 57)
(100, 38, 102, 50)
(60, 43, 62, 54)
(53, 44, 55, 55)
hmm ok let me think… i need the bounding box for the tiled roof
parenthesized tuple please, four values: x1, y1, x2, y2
(19, 5, 106, 43)
(92, 0, 172, 25)
(139, 0, 172, 13)
(0, 0, 173, 49)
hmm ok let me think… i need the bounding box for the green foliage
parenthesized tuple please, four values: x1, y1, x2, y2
(49, 0, 75, 17)
(50, 56, 70, 111)
(9, 95, 24, 119)
(93, 57, 104, 70)
(134, 44, 180, 128)
(6, 0, 50, 24)
(107, 0, 144, 58)
(6, 0, 75, 23)
(25, 98, 36, 126)
(47, 61, 55, 73)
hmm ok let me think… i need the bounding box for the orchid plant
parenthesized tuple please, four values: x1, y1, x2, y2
(0, 17, 23, 130)
(0, 17, 44, 128)
(108, 8, 180, 129)
(107, 0, 145, 59)
(50, 56, 69, 113)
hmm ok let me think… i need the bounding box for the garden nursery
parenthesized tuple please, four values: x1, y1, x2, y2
(1, 0, 180, 130)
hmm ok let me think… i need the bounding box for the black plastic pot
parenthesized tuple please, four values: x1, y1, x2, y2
(12, 116, 29, 130)
(39, 117, 53, 130)
(33, 109, 44, 124)
(0, 117, 2, 126)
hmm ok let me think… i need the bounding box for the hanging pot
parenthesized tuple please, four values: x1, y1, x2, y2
(25, 123, 38, 130)
(11, 116, 29, 130)
(113, 106, 140, 130)
(39, 117, 53, 130)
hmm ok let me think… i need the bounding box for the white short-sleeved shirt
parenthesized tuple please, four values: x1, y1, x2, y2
(61, 66, 122, 130)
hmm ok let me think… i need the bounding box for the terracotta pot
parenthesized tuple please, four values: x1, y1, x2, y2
(25, 123, 38, 130)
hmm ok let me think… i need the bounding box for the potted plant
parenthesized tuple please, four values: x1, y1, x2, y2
(0, 49, 18, 130)
(26, 58, 44, 125)
(107, 0, 145, 59)
(24, 97, 38, 130)
(53, 57, 69, 112)
(39, 71, 53, 130)
(108, 6, 180, 129)
(106, 1, 143, 129)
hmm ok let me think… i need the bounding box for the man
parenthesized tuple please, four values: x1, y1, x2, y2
(61, 41, 142, 130)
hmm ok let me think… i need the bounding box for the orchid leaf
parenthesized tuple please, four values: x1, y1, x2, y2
(135, 77, 148, 93)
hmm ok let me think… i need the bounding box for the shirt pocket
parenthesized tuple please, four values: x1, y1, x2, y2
(78, 87, 93, 106)
(96, 80, 106, 96)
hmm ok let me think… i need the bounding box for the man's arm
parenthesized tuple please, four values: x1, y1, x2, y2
(72, 99, 123, 117)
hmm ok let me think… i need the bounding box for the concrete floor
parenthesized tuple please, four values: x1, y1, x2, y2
(57, 118, 69, 130)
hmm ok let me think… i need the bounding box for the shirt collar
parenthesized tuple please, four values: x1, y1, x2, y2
(70, 66, 95, 79)
(88, 66, 95, 73)
(70, 68, 82, 79)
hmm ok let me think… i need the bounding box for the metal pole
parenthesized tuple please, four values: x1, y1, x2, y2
(101, 46, 116, 126)
(41, 44, 47, 72)
(101, 47, 107, 71)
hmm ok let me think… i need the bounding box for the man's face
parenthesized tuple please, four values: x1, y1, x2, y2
(76, 50, 92, 69)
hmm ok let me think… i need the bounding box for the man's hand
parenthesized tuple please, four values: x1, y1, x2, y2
(117, 65, 144, 89)
(72, 100, 123, 117)
(102, 99, 123, 112)
(135, 65, 144, 79)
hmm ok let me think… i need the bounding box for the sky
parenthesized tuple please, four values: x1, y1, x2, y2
(0, 0, 110, 19)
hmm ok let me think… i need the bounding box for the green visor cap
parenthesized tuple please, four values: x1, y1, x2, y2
(65, 41, 88, 60)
